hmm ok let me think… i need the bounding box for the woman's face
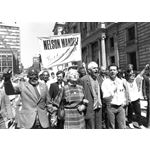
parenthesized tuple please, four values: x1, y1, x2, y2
(128, 74, 135, 83)
(68, 69, 79, 85)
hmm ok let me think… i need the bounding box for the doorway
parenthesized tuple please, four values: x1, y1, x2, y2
(127, 52, 137, 70)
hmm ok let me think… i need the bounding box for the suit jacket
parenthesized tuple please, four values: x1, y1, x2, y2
(4, 80, 51, 129)
(49, 81, 67, 101)
(80, 75, 102, 119)
(49, 82, 60, 100)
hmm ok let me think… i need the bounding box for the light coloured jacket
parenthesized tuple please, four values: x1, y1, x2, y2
(4, 81, 52, 129)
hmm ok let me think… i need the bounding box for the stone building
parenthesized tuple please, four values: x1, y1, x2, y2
(62, 22, 150, 71)
(63, 22, 107, 68)
(0, 22, 21, 75)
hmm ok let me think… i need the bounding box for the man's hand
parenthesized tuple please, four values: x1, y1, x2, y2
(145, 64, 149, 70)
(51, 115, 57, 127)
(77, 105, 86, 112)
(83, 99, 89, 105)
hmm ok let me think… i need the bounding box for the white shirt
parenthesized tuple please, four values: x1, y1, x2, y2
(126, 80, 139, 102)
(101, 77, 126, 105)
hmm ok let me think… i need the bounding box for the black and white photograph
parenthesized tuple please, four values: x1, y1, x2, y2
(1, 21, 150, 129)
(0, 0, 150, 150)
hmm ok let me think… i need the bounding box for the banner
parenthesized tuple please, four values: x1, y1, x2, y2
(38, 33, 82, 68)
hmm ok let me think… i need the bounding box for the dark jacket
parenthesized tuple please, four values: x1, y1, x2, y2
(80, 75, 102, 119)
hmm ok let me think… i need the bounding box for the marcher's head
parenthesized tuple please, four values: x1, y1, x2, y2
(126, 64, 134, 74)
(27, 67, 39, 86)
(42, 70, 50, 83)
(67, 68, 79, 85)
(100, 66, 106, 76)
(126, 73, 135, 83)
(87, 61, 98, 79)
(145, 66, 150, 76)
(117, 68, 125, 79)
(56, 70, 65, 83)
(51, 72, 55, 79)
(108, 64, 118, 80)
(78, 66, 86, 78)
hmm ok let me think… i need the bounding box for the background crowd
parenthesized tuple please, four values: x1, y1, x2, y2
(0, 61, 150, 129)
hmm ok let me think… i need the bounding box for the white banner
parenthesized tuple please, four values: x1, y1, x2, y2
(38, 33, 82, 68)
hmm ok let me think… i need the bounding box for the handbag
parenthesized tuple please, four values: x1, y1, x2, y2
(57, 99, 65, 120)
(57, 87, 65, 120)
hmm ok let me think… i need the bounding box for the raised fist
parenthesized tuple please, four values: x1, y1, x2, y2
(145, 64, 150, 70)
(3, 68, 12, 81)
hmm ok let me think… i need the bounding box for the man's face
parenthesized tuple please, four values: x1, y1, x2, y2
(57, 73, 64, 83)
(51, 73, 55, 79)
(28, 69, 39, 86)
(42, 71, 49, 82)
(89, 65, 98, 78)
(79, 68, 86, 77)
(128, 64, 133, 71)
(100, 67, 106, 76)
(145, 69, 150, 76)
(109, 66, 118, 79)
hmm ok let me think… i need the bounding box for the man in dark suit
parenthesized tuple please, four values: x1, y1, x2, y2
(49, 70, 66, 100)
(49, 70, 66, 128)
(80, 61, 102, 129)
(3, 67, 52, 129)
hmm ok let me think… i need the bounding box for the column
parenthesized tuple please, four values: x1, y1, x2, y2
(114, 33, 119, 67)
(87, 22, 91, 36)
(97, 38, 101, 67)
(87, 43, 92, 63)
(101, 33, 107, 68)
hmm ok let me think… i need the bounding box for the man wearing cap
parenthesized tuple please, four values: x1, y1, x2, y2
(80, 61, 102, 129)
(3, 67, 52, 129)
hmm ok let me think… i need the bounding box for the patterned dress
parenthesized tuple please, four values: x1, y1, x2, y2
(54, 84, 85, 129)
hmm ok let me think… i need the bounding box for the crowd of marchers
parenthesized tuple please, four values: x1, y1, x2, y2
(0, 62, 150, 129)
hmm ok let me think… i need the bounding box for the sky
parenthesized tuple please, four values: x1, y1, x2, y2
(19, 22, 55, 68)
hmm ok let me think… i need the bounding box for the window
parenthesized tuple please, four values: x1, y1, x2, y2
(0, 54, 13, 74)
(90, 22, 98, 32)
(127, 52, 137, 70)
(126, 26, 136, 45)
(91, 42, 98, 62)
(82, 47, 87, 63)
(110, 56, 115, 64)
(110, 37, 114, 48)
(73, 25, 78, 33)
(81, 22, 87, 38)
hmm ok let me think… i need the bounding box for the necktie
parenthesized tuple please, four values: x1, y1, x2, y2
(33, 86, 40, 98)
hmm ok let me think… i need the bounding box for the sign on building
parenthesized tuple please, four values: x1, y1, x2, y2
(38, 33, 82, 68)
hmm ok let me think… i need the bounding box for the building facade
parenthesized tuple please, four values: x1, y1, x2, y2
(63, 22, 107, 68)
(62, 22, 150, 71)
(0, 23, 21, 75)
